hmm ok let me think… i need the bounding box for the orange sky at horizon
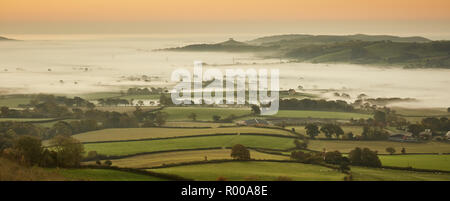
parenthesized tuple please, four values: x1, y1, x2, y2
(1, 0, 450, 22)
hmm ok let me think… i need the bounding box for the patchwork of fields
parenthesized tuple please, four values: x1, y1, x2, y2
(84, 135, 296, 156)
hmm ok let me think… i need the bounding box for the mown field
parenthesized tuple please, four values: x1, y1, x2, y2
(350, 166, 450, 181)
(84, 135, 296, 156)
(72, 127, 294, 143)
(272, 110, 372, 120)
(308, 140, 450, 154)
(161, 107, 252, 121)
(150, 161, 346, 181)
(53, 169, 168, 181)
(379, 155, 450, 171)
(86, 149, 290, 168)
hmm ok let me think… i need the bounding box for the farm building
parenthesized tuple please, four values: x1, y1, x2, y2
(388, 133, 417, 142)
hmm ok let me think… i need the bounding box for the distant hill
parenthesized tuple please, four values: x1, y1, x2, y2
(0, 36, 15, 41)
(162, 38, 274, 52)
(163, 34, 450, 68)
(248, 34, 431, 46)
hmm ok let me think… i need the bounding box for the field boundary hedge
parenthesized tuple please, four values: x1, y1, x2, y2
(80, 132, 300, 144)
(378, 166, 450, 174)
(78, 165, 193, 181)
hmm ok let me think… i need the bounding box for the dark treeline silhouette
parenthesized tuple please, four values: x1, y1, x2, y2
(280, 98, 356, 112)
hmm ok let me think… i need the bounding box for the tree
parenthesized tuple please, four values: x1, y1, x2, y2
(212, 115, 221, 122)
(154, 111, 168, 126)
(305, 124, 319, 139)
(230, 144, 250, 160)
(386, 147, 396, 155)
(348, 147, 381, 167)
(50, 135, 84, 167)
(320, 124, 335, 138)
(374, 111, 386, 125)
(13, 135, 43, 166)
(188, 113, 197, 121)
(408, 124, 424, 138)
(401, 147, 406, 154)
(334, 125, 344, 139)
(251, 105, 261, 115)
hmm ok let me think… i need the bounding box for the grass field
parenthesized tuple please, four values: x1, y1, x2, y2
(350, 166, 450, 181)
(54, 168, 168, 181)
(84, 135, 296, 156)
(272, 110, 372, 120)
(162, 107, 252, 121)
(308, 140, 450, 154)
(72, 127, 294, 143)
(86, 149, 290, 168)
(0, 96, 31, 108)
(379, 155, 450, 171)
(150, 161, 346, 181)
(164, 121, 235, 128)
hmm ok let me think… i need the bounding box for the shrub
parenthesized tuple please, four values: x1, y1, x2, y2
(104, 160, 112, 166)
(216, 176, 227, 181)
(385, 147, 396, 155)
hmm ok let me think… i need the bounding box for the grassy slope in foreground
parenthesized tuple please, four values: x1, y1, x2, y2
(72, 127, 293, 143)
(351, 166, 450, 181)
(0, 118, 55, 122)
(84, 135, 295, 156)
(54, 169, 167, 181)
(87, 149, 290, 168)
(162, 107, 251, 121)
(272, 110, 371, 119)
(308, 140, 450, 154)
(379, 155, 450, 171)
(151, 161, 346, 181)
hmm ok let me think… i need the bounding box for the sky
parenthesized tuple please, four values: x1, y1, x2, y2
(1, 0, 450, 37)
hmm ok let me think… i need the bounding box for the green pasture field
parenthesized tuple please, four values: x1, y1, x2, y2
(0, 96, 31, 108)
(164, 121, 235, 128)
(272, 110, 372, 120)
(379, 154, 450, 171)
(150, 161, 346, 181)
(53, 168, 168, 181)
(85, 149, 290, 168)
(350, 166, 450, 181)
(84, 135, 296, 156)
(161, 107, 252, 121)
(72, 127, 294, 143)
(308, 140, 450, 154)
